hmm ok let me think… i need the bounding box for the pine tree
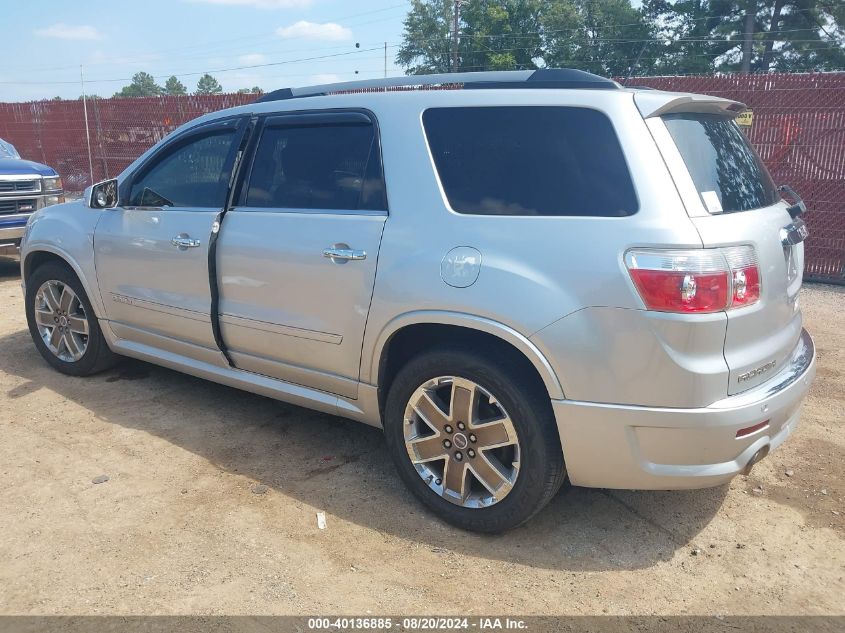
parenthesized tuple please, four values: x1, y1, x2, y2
(195, 74, 223, 95)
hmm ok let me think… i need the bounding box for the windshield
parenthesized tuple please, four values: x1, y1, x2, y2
(0, 139, 21, 159)
(663, 114, 778, 213)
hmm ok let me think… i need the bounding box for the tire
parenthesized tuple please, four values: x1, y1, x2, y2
(384, 346, 566, 533)
(25, 261, 118, 376)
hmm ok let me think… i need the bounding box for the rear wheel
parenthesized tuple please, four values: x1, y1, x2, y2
(25, 262, 117, 376)
(384, 347, 565, 532)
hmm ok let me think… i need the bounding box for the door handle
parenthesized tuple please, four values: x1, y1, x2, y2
(323, 247, 366, 261)
(171, 234, 201, 249)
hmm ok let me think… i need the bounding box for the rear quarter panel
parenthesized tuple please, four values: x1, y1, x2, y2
(357, 90, 707, 402)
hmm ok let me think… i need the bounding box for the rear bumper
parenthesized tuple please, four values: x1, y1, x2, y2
(553, 328, 816, 489)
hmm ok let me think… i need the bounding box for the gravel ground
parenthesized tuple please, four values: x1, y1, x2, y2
(0, 256, 842, 616)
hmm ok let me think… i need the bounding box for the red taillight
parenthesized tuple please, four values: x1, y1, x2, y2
(629, 269, 728, 313)
(625, 247, 760, 314)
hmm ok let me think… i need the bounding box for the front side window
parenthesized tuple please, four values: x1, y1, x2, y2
(422, 106, 638, 217)
(128, 129, 237, 208)
(663, 113, 778, 213)
(245, 121, 386, 211)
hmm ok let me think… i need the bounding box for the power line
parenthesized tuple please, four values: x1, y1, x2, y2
(0, 46, 386, 85)
(0, 2, 412, 75)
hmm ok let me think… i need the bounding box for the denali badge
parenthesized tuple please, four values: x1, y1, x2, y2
(738, 360, 776, 383)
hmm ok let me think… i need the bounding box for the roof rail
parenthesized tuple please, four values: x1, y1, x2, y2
(256, 69, 619, 103)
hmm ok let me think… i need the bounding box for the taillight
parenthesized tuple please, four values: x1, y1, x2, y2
(625, 246, 760, 314)
(723, 246, 761, 307)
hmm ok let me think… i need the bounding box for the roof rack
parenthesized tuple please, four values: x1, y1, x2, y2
(256, 69, 619, 103)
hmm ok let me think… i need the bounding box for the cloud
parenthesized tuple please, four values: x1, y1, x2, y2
(276, 21, 352, 41)
(34, 24, 103, 40)
(186, 0, 313, 8)
(238, 53, 267, 65)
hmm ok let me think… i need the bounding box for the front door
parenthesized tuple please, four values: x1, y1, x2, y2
(216, 111, 388, 398)
(94, 118, 245, 357)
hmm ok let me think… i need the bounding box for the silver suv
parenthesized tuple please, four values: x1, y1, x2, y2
(20, 70, 816, 532)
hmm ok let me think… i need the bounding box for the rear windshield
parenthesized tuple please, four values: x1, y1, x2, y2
(423, 106, 638, 217)
(663, 113, 778, 213)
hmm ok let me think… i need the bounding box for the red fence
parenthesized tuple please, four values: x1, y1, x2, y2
(0, 72, 843, 283)
(625, 73, 845, 284)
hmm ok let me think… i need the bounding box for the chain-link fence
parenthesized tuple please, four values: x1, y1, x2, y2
(0, 72, 843, 283)
(624, 73, 845, 284)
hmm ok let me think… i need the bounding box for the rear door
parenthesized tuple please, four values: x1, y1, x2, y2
(215, 110, 388, 398)
(649, 110, 804, 394)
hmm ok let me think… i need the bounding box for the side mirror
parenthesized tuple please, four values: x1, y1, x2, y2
(88, 178, 120, 209)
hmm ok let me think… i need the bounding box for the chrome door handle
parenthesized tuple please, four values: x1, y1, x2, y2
(171, 235, 201, 249)
(323, 247, 366, 261)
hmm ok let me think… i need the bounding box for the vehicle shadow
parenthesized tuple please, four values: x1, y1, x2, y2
(0, 257, 19, 281)
(0, 327, 728, 572)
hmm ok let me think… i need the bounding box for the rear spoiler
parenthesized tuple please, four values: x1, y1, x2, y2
(634, 91, 747, 118)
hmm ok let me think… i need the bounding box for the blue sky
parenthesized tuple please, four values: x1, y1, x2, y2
(0, 0, 413, 101)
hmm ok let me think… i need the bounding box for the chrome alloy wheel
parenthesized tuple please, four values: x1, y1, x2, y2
(33, 280, 90, 362)
(403, 376, 521, 508)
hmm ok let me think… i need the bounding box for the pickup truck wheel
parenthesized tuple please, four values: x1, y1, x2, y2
(384, 347, 565, 533)
(25, 262, 117, 376)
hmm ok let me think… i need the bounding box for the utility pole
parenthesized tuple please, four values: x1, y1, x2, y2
(384, 41, 388, 78)
(451, 0, 462, 73)
(741, 0, 755, 73)
(80, 65, 94, 186)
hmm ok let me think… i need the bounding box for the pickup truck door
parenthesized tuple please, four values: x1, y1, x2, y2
(94, 118, 247, 362)
(216, 111, 388, 398)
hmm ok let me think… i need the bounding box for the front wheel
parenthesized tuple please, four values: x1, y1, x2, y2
(384, 347, 566, 533)
(25, 262, 118, 376)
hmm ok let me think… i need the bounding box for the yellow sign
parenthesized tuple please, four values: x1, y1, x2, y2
(736, 110, 753, 128)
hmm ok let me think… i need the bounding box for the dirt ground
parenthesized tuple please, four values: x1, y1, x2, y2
(0, 256, 842, 616)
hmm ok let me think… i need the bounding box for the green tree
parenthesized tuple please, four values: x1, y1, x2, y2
(460, 0, 544, 71)
(398, 0, 648, 75)
(164, 76, 188, 96)
(543, 0, 655, 77)
(397, 0, 845, 77)
(642, 0, 845, 73)
(114, 72, 163, 97)
(236, 86, 263, 94)
(195, 73, 223, 95)
(397, 0, 455, 74)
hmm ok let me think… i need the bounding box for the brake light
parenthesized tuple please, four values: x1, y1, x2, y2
(625, 246, 760, 314)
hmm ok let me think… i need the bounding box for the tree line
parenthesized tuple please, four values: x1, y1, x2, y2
(73, 0, 845, 101)
(112, 72, 263, 98)
(398, 0, 845, 77)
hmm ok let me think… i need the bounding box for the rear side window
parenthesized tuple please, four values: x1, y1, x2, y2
(422, 106, 638, 217)
(663, 114, 778, 213)
(245, 120, 386, 211)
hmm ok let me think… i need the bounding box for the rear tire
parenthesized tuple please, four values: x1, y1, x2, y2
(25, 262, 118, 376)
(384, 346, 565, 533)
